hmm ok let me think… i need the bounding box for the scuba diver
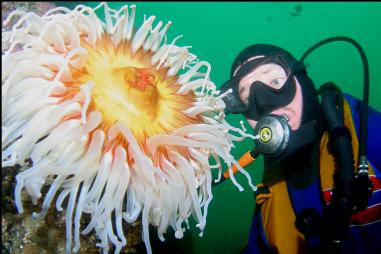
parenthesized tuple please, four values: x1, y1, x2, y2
(218, 37, 381, 253)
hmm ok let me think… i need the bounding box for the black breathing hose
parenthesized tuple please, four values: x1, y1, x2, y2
(300, 36, 371, 251)
(320, 83, 354, 185)
(300, 36, 369, 164)
(320, 82, 355, 245)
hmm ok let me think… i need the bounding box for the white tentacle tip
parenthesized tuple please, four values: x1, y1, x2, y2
(174, 229, 184, 239)
(16, 207, 24, 214)
(72, 246, 80, 253)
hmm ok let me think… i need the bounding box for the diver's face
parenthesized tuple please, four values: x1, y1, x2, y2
(238, 64, 303, 130)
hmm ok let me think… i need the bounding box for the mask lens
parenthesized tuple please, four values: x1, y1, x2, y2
(245, 73, 296, 120)
(221, 54, 297, 118)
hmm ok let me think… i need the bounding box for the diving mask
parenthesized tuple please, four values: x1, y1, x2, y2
(221, 55, 304, 120)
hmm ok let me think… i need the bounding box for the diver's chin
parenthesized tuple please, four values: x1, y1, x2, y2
(271, 108, 300, 130)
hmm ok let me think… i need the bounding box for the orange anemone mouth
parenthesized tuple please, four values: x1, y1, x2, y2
(2, 3, 256, 254)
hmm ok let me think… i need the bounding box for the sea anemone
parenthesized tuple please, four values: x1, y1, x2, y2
(2, 2, 256, 253)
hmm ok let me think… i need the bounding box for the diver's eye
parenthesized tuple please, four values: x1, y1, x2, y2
(272, 79, 280, 85)
(269, 78, 283, 88)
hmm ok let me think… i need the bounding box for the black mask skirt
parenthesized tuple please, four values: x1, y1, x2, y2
(220, 54, 302, 120)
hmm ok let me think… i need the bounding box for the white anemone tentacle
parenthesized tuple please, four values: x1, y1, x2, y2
(2, 3, 256, 254)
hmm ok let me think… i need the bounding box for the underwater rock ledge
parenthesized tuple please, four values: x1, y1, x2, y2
(1, 164, 144, 254)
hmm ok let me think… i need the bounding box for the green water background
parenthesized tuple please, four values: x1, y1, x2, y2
(57, 2, 381, 253)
